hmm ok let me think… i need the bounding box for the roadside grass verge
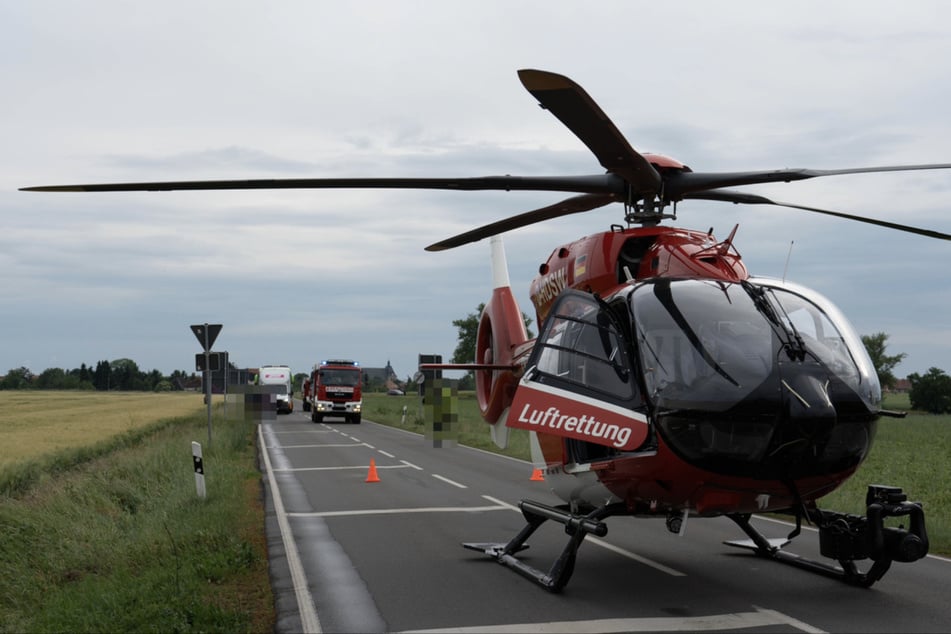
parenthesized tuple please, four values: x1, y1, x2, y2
(364, 391, 951, 556)
(0, 396, 272, 633)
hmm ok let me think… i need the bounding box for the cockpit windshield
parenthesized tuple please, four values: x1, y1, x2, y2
(320, 369, 361, 387)
(629, 278, 878, 411)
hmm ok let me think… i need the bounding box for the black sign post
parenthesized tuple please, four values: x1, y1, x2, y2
(191, 323, 222, 445)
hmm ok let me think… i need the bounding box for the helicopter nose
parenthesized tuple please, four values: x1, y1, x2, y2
(777, 371, 837, 456)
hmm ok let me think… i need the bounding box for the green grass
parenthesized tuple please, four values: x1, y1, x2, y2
(365, 391, 951, 556)
(0, 404, 272, 633)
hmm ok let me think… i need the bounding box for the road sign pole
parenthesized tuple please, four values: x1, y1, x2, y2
(190, 323, 222, 448)
(204, 324, 212, 446)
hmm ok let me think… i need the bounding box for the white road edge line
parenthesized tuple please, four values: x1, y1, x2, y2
(258, 424, 321, 634)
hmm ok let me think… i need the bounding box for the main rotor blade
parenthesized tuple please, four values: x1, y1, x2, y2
(425, 192, 617, 252)
(20, 174, 625, 194)
(518, 69, 662, 195)
(684, 190, 951, 241)
(667, 163, 951, 198)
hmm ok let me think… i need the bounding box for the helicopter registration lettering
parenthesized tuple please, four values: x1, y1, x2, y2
(507, 380, 648, 451)
(530, 266, 568, 311)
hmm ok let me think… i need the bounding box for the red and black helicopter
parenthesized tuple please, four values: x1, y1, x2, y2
(23, 69, 951, 593)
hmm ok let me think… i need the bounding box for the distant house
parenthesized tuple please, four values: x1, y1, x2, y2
(362, 360, 402, 390)
(890, 378, 912, 393)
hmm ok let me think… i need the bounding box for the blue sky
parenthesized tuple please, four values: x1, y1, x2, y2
(2, 1, 950, 380)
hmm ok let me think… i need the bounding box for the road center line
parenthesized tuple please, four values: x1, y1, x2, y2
(586, 536, 686, 577)
(482, 495, 520, 511)
(267, 443, 368, 449)
(288, 505, 510, 518)
(432, 474, 467, 489)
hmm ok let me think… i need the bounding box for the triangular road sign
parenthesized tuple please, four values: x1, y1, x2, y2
(190, 323, 222, 351)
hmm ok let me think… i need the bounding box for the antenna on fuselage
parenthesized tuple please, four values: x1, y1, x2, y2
(783, 241, 795, 282)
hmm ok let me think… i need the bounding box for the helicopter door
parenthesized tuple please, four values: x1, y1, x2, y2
(507, 290, 648, 461)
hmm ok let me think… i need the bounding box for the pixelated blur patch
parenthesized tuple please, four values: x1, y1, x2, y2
(425, 378, 459, 447)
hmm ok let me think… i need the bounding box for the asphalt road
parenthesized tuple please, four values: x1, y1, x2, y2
(260, 408, 951, 633)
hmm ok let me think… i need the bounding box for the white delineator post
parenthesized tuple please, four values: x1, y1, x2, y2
(192, 441, 206, 498)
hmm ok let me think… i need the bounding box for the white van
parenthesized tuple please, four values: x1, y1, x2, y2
(257, 365, 294, 414)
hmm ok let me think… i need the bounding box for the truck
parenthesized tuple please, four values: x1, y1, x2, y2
(301, 375, 312, 412)
(309, 359, 363, 423)
(256, 364, 294, 414)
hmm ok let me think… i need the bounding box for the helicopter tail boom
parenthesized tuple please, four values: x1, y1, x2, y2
(474, 237, 532, 426)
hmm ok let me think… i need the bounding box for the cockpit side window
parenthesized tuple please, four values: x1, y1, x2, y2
(530, 290, 640, 407)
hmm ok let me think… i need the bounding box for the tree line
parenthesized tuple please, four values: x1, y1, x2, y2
(0, 359, 192, 392)
(859, 333, 950, 414)
(4, 323, 949, 414)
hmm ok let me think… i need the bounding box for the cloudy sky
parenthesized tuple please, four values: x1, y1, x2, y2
(3, 1, 950, 381)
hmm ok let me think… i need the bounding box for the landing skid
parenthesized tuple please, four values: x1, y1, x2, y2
(463, 500, 624, 593)
(726, 485, 928, 588)
(725, 513, 893, 587)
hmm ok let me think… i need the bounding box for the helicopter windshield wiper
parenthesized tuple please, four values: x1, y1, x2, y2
(741, 281, 807, 361)
(768, 288, 809, 361)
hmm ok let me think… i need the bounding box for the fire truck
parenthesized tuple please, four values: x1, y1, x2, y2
(309, 359, 363, 423)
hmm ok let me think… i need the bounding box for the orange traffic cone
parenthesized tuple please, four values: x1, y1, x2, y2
(366, 458, 381, 483)
(530, 468, 545, 481)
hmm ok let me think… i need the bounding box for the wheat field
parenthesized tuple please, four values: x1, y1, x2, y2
(0, 391, 207, 468)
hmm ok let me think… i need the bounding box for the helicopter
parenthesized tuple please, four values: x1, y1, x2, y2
(22, 69, 951, 593)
